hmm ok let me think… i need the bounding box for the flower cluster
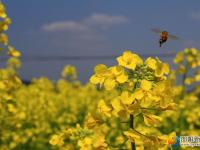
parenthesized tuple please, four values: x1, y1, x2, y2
(90, 50, 176, 149)
(1, 1, 200, 150)
(174, 48, 200, 85)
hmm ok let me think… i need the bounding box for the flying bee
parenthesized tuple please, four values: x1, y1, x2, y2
(151, 28, 178, 47)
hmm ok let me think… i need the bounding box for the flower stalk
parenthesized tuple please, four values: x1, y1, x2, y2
(130, 114, 136, 150)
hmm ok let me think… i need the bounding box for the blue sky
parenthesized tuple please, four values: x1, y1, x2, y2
(3, 0, 200, 82)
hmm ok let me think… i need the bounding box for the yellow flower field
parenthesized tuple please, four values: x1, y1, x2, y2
(0, 1, 200, 150)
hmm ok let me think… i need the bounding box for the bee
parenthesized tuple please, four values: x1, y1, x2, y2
(151, 28, 178, 47)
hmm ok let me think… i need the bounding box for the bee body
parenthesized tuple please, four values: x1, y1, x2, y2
(159, 31, 168, 47)
(151, 28, 178, 47)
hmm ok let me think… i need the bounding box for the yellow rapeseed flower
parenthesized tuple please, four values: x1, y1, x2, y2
(7, 46, 21, 57)
(0, 2, 6, 18)
(111, 66, 128, 83)
(61, 65, 77, 79)
(154, 59, 170, 77)
(143, 114, 162, 127)
(92, 134, 107, 148)
(145, 57, 157, 70)
(174, 52, 184, 64)
(117, 51, 143, 70)
(78, 137, 92, 150)
(97, 99, 112, 117)
(195, 70, 200, 81)
(0, 18, 11, 31)
(111, 97, 123, 116)
(90, 64, 108, 85)
(140, 80, 152, 91)
(184, 77, 195, 85)
(0, 33, 8, 45)
(49, 134, 63, 146)
(90, 65, 128, 90)
(0, 81, 6, 89)
(104, 78, 116, 90)
(132, 89, 144, 100)
(120, 91, 135, 105)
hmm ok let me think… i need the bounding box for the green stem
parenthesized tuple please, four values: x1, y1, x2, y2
(130, 114, 136, 150)
(140, 107, 158, 111)
(181, 72, 187, 99)
(179, 66, 188, 135)
(181, 63, 189, 99)
(132, 129, 149, 138)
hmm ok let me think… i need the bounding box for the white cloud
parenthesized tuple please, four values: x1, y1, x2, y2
(41, 13, 129, 32)
(190, 11, 200, 20)
(85, 13, 129, 27)
(40, 13, 129, 52)
(42, 21, 89, 32)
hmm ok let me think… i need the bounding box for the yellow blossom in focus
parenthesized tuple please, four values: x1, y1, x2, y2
(103, 66, 128, 90)
(145, 57, 157, 70)
(120, 91, 135, 105)
(117, 51, 143, 70)
(111, 97, 123, 116)
(132, 89, 144, 100)
(111, 66, 128, 83)
(140, 79, 152, 91)
(103, 78, 116, 90)
(145, 57, 170, 78)
(90, 64, 109, 85)
(154, 59, 170, 77)
(132, 80, 152, 101)
(90, 65, 128, 90)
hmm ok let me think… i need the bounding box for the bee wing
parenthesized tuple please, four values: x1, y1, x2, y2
(168, 34, 179, 40)
(151, 28, 162, 33)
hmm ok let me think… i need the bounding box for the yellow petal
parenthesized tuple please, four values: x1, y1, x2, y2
(94, 64, 107, 74)
(143, 114, 162, 127)
(145, 57, 156, 70)
(140, 80, 152, 91)
(90, 75, 103, 84)
(98, 99, 112, 117)
(133, 89, 144, 100)
(111, 98, 122, 112)
(121, 91, 134, 105)
(7, 46, 21, 57)
(0, 33, 8, 45)
(116, 72, 128, 83)
(104, 78, 116, 90)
